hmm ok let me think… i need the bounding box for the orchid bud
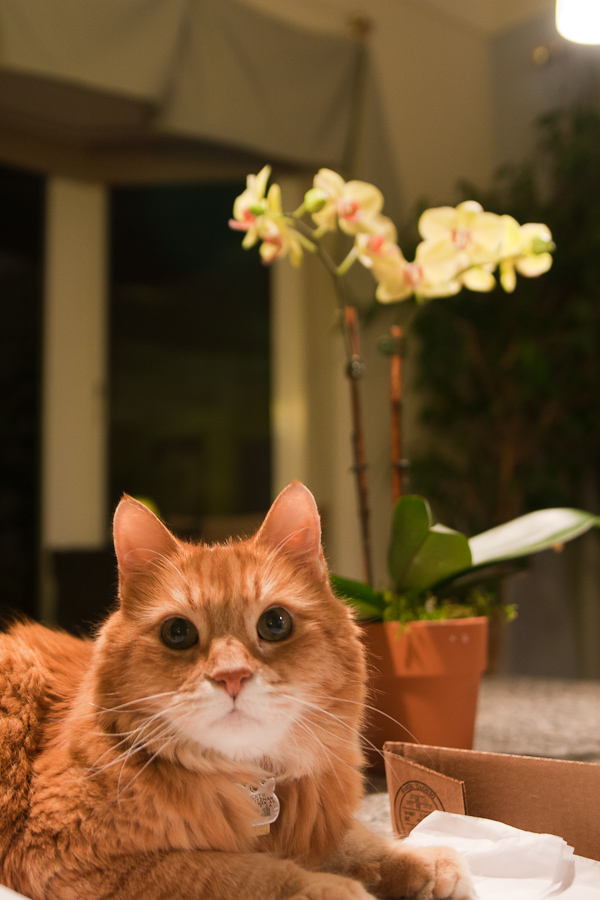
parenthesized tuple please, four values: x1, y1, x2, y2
(531, 235, 555, 255)
(304, 188, 329, 214)
(249, 202, 267, 216)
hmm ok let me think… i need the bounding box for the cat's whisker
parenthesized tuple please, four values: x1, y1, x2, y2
(277, 691, 365, 750)
(86, 729, 140, 739)
(117, 729, 173, 796)
(88, 714, 166, 770)
(294, 709, 368, 756)
(277, 691, 388, 767)
(71, 699, 180, 751)
(86, 720, 175, 783)
(69, 691, 182, 724)
(291, 719, 349, 788)
(85, 704, 188, 777)
(307, 691, 428, 752)
(84, 734, 162, 780)
(314, 716, 387, 767)
(292, 717, 357, 788)
(90, 690, 181, 713)
(117, 734, 179, 800)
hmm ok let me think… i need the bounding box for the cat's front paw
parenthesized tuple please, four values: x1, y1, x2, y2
(378, 845, 473, 900)
(291, 871, 376, 900)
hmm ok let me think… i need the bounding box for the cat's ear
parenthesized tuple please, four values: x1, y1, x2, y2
(113, 495, 178, 579)
(253, 481, 327, 579)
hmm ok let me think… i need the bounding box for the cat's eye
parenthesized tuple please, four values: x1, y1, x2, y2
(257, 607, 293, 642)
(160, 616, 199, 650)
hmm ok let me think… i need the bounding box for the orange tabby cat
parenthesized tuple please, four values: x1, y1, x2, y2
(0, 481, 472, 900)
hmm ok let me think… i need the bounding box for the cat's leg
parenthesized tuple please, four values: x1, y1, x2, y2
(322, 819, 474, 900)
(47, 850, 379, 900)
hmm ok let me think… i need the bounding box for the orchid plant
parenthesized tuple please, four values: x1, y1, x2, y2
(229, 166, 599, 624)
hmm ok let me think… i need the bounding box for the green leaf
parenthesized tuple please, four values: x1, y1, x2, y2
(388, 495, 433, 588)
(330, 575, 387, 620)
(432, 559, 526, 593)
(402, 523, 472, 591)
(468, 508, 600, 567)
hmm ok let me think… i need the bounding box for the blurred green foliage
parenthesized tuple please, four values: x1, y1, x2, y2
(410, 107, 600, 534)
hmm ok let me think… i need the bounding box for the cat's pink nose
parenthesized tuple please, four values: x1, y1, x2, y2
(210, 667, 253, 699)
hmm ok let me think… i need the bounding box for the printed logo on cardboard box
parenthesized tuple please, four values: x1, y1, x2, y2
(394, 780, 445, 833)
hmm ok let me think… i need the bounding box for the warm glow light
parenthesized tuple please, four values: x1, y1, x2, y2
(556, 0, 600, 44)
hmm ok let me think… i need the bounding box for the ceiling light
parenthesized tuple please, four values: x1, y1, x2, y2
(556, 0, 600, 44)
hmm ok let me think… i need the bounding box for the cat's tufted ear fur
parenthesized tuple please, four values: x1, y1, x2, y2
(253, 481, 327, 580)
(113, 495, 179, 580)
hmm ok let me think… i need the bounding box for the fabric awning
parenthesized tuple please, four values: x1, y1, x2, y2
(0, 0, 362, 181)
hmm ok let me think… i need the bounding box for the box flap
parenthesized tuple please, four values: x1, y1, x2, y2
(384, 742, 600, 862)
(383, 751, 466, 835)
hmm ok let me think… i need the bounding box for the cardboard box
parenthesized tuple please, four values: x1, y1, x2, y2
(384, 742, 600, 862)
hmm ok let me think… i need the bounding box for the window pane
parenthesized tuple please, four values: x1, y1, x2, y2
(0, 165, 43, 622)
(110, 182, 271, 536)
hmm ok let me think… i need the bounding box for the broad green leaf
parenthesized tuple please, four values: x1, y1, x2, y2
(330, 575, 387, 620)
(432, 559, 527, 593)
(402, 524, 472, 591)
(388, 495, 433, 588)
(468, 508, 600, 567)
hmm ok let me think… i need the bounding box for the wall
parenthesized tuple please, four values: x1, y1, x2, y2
(242, 0, 495, 212)
(490, 8, 600, 168)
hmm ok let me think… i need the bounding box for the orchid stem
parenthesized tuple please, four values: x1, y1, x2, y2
(344, 306, 373, 587)
(390, 325, 408, 505)
(337, 246, 359, 276)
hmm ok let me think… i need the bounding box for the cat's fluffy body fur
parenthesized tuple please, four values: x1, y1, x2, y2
(0, 482, 472, 900)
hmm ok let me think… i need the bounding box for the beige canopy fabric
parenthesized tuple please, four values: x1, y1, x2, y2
(0, 0, 362, 174)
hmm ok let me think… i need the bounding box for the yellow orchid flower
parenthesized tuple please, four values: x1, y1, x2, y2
(411, 239, 466, 300)
(354, 215, 398, 264)
(418, 200, 505, 267)
(229, 169, 305, 266)
(496, 217, 554, 292)
(356, 231, 411, 301)
(229, 165, 272, 248)
(312, 168, 384, 235)
(460, 264, 497, 292)
(230, 167, 554, 297)
(257, 184, 305, 267)
(357, 231, 463, 303)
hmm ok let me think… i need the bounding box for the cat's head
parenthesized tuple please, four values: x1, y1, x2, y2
(94, 482, 366, 778)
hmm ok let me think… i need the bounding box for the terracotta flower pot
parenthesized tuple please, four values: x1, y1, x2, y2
(361, 617, 489, 773)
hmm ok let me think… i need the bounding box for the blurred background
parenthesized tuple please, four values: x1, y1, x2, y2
(0, 0, 599, 678)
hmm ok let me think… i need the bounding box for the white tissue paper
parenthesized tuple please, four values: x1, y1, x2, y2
(403, 810, 600, 899)
(0, 887, 31, 900)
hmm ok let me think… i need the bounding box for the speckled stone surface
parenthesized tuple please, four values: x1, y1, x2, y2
(357, 676, 600, 835)
(474, 676, 600, 762)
